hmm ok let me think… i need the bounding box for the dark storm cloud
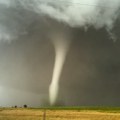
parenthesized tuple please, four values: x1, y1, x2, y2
(0, 0, 120, 106)
(59, 26, 120, 106)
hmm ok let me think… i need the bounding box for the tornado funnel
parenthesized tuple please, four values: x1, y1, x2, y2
(49, 36, 70, 105)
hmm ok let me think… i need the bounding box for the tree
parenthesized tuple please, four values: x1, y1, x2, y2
(23, 104, 27, 108)
(15, 105, 17, 108)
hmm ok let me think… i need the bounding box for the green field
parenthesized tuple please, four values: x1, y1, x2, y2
(0, 107, 120, 120)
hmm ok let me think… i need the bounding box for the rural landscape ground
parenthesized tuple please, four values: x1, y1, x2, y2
(0, 107, 120, 120)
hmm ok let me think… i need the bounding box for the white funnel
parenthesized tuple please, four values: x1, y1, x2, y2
(49, 36, 70, 105)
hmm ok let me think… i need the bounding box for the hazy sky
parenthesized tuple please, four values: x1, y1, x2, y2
(0, 0, 120, 107)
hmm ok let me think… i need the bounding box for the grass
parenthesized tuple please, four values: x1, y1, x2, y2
(30, 106, 120, 112)
(0, 107, 120, 120)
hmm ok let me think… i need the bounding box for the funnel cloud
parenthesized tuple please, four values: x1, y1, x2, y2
(49, 35, 71, 105)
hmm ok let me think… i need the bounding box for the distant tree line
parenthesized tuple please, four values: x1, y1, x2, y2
(13, 104, 28, 108)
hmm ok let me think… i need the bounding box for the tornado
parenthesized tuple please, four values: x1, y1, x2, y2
(49, 36, 70, 105)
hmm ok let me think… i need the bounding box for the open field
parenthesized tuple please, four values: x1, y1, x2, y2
(0, 107, 120, 120)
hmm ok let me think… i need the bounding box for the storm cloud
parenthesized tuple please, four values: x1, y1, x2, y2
(0, 0, 120, 106)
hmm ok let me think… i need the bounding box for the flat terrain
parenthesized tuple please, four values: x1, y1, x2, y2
(0, 107, 120, 120)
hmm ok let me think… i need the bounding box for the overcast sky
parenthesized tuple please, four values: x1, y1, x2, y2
(0, 0, 120, 107)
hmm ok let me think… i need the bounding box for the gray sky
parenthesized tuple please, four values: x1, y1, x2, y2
(0, 0, 120, 107)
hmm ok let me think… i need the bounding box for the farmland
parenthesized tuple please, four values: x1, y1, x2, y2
(0, 107, 120, 120)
